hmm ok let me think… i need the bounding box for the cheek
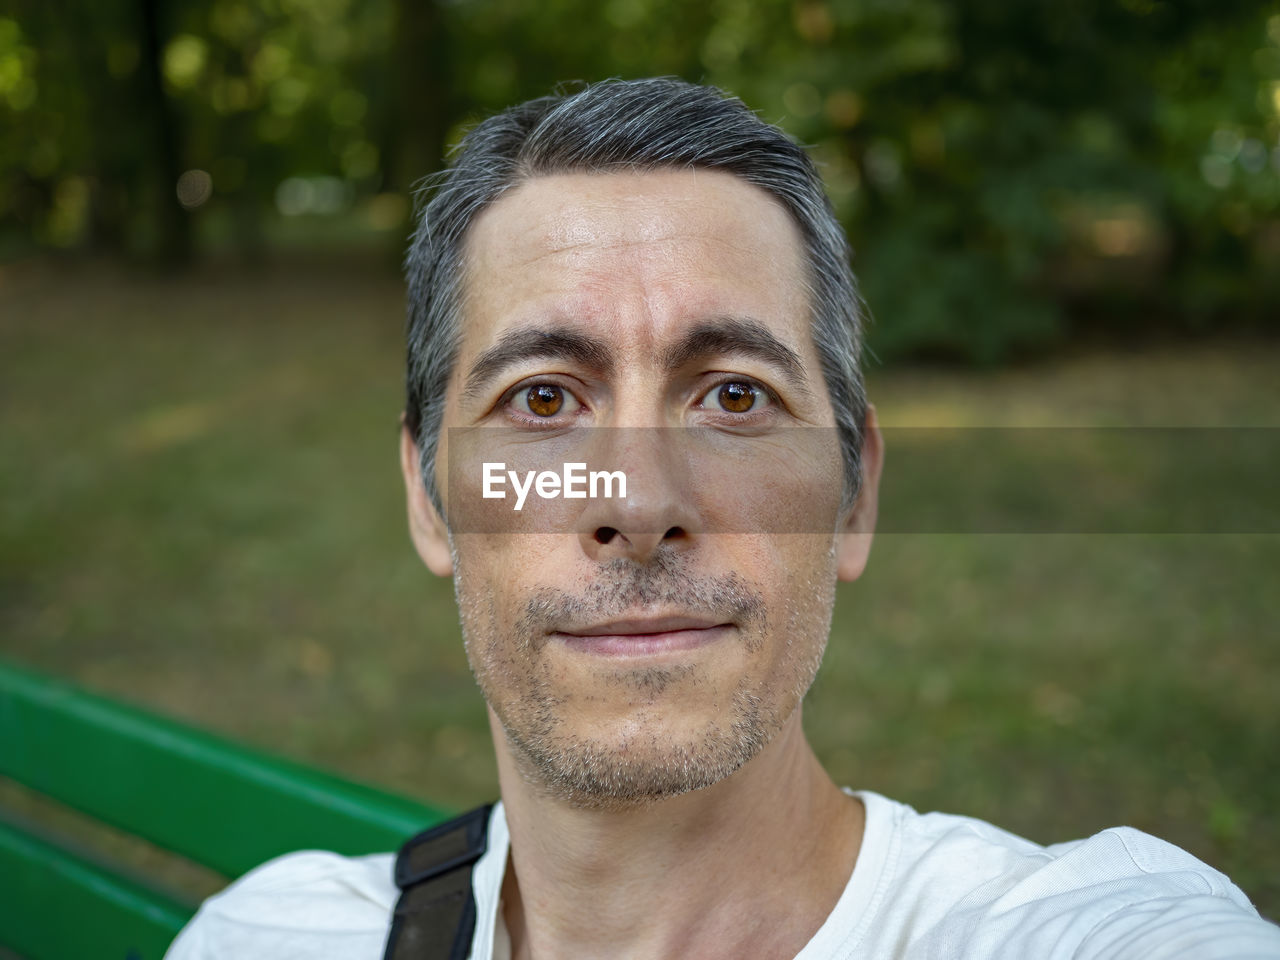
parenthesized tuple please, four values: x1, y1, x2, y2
(452, 533, 580, 675)
(683, 433, 846, 536)
(443, 429, 588, 536)
(772, 538, 840, 676)
(733, 534, 839, 655)
(782, 540, 840, 639)
(454, 533, 560, 590)
(453, 535, 536, 657)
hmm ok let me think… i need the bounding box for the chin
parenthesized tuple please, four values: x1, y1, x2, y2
(498, 686, 789, 808)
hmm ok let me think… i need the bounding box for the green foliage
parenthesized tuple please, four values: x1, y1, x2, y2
(3, 0, 1279, 357)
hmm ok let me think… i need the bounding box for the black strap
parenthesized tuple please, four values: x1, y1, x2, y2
(383, 804, 494, 960)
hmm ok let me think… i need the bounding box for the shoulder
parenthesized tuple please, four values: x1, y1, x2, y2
(164, 850, 398, 960)
(856, 792, 1280, 959)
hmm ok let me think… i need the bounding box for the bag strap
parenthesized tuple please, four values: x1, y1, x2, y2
(383, 803, 495, 960)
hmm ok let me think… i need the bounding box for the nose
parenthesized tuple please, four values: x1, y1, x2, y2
(576, 429, 701, 564)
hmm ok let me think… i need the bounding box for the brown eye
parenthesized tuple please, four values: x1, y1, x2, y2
(526, 384, 564, 417)
(716, 382, 758, 413)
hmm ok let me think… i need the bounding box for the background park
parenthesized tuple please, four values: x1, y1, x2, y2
(2, 0, 1278, 928)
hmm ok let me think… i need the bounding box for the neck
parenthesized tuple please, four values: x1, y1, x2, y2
(493, 706, 863, 960)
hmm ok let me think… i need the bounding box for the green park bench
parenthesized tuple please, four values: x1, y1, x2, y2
(0, 657, 450, 960)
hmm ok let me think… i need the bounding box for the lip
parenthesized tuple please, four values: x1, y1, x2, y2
(554, 616, 732, 656)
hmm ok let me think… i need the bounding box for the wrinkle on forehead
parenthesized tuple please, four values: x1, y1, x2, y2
(454, 169, 817, 383)
(471, 169, 803, 276)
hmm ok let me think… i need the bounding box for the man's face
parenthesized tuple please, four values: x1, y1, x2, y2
(405, 169, 875, 806)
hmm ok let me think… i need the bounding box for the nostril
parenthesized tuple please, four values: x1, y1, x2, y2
(663, 526, 685, 540)
(595, 527, 619, 544)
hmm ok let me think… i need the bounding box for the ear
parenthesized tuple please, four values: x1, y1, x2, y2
(836, 404, 883, 582)
(399, 419, 454, 577)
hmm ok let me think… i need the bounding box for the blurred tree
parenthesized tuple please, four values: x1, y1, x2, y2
(0, 0, 191, 262)
(382, 0, 450, 196)
(2, 0, 1277, 356)
(138, 0, 192, 264)
(695, 0, 1280, 359)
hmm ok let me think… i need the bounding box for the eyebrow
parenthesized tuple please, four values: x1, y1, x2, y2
(661, 318, 810, 394)
(462, 328, 615, 401)
(460, 316, 812, 401)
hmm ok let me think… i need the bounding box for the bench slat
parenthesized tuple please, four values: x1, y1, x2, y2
(0, 659, 451, 878)
(0, 813, 192, 960)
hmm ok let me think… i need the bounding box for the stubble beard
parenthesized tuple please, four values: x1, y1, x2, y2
(453, 543, 835, 809)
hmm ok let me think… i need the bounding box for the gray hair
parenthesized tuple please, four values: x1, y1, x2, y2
(405, 77, 867, 514)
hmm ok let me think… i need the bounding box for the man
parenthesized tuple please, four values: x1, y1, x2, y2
(167, 78, 1279, 959)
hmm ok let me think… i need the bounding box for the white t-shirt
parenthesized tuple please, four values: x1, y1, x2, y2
(164, 791, 1280, 959)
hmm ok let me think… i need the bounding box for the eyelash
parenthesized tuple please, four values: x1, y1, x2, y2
(502, 379, 584, 426)
(498, 376, 780, 424)
(698, 377, 777, 417)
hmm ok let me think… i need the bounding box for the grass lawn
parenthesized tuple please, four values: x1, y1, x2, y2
(2, 255, 1277, 918)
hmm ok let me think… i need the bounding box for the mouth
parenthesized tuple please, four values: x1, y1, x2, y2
(554, 615, 733, 656)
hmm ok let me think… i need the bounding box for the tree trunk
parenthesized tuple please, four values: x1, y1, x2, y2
(136, 0, 191, 266)
(384, 0, 452, 195)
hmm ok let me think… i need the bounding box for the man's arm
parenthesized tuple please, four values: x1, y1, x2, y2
(1077, 894, 1280, 959)
(164, 851, 396, 960)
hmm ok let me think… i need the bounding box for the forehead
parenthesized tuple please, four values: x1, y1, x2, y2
(458, 169, 810, 353)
